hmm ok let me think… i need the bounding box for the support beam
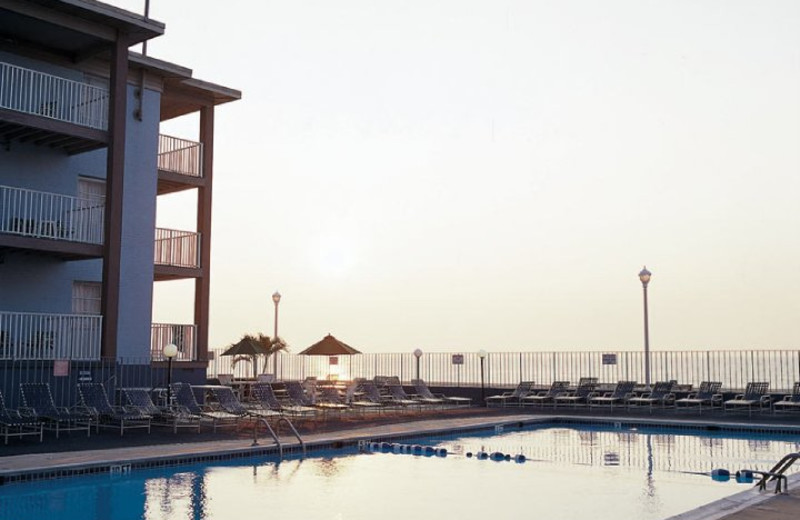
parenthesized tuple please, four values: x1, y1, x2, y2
(194, 105, 214, 363)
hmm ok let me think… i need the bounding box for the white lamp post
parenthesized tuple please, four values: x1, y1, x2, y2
(638, 266, 652, 390)
(272, 291, 281, 376)
(413, 348, 423, 381)
(163, 343, 178, 405)
(478, 349, 487, 405)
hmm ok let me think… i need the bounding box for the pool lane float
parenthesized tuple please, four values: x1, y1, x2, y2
(514, 454, 526, 463)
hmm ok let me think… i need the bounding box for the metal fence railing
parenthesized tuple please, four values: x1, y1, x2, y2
(0, 311, 102, 361)
(154, 227, 201, 268)
(157, 134, 203, 177)
(207, 349, 800, 394)
(0, 61, 109, 130)
(150, 323, 197, 361)
(0, 185, 105, 244)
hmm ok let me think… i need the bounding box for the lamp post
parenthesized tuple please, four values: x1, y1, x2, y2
(478, 349, 487, 405)
(163, 343, 178, 405)
(638, 266, 652, 390)
(272, 291, 281, 376)
(413, 348, 423, 381)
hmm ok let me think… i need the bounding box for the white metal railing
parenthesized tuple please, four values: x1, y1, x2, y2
(0, 61, 109, 130)
(151, 323, 197, 361)
(0, 311, 102, 360)
(157, 134, 203, 177)
(0, 185, 105, 244)
(154, 227, 200, 268)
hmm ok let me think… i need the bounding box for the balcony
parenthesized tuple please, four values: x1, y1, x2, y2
(151, 323, 197, 361)
(0, 61, 109, 154)
(0, 185, 104, 259)
(157, 134, 204, 195)
(0, 311, 102, 361)
(153, 227, 201, 280)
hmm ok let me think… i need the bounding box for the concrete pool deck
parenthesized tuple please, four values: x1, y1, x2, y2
(1, 409, 799, 519)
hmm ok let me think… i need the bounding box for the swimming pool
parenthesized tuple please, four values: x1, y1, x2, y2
(1, 422, 798, 520)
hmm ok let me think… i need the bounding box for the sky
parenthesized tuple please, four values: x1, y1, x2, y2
(108, 0, 799, 353)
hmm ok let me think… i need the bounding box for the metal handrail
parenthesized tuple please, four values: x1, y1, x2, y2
(750, 452, 800, 493)
(252, 418, 282, 456)
(276, 416, 306, 455)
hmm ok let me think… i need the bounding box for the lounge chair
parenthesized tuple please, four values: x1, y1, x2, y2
(522, 381, 570, 407)
(674, 381, 723, 412)
(345, 382, 386, 413)
(773, 382, 800, 414)
(412, 379, 471, 406)
(372, 380, 420, 410)
(251, 382, 317, 417)
(724, 382, 771, 416)
(315, 386, 350, 413)
(77, 383, 151, 436)
(588, 381, 637, 411)
(486, 381, 535, 407)
(627, 381, 676, 412)
(384, 376, 442, 407)
(171, 383, 240, 432)
(210, 385, 281, 421)
(553, 378, 598, 408)
(123, 388, 201, 433)
(19, 383, 92, 438)
(0, 390, 43, 444)
(285, 381, 316, 407)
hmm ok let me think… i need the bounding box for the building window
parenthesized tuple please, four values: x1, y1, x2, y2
(72, 282, 101, 314)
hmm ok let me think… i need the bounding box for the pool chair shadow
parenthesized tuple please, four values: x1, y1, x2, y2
(588, 381, 637, 411)
(627, 381, 676, 413)
(0, 390, 43, 444)
(553, 378, 598, 409)
(522, 381, 570, 408)
(77, 383, 152, 436)
(724, 382, 771, 416)
(19, 383, 92, 438)
(674, 381, 723, 413)
(773, 382, 800, 414)
(411, 379, 471, 407)
(486, 381, 535, 408)
(123, 388, 201, 433)
(171, 383, 241, 433)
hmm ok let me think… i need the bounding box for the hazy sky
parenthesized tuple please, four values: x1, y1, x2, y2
(109, 1, 799, 353)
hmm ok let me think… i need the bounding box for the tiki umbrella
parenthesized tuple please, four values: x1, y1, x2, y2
(299, 334, 361, 380)
(220, 336, 269, 378)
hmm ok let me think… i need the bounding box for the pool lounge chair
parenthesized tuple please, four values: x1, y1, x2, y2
(210, 385, 281, 421)
(588, 381, 637, 411)
(0, 390, 43, 444)
(773, 382, 800, 414)
(383, 376, 442, 407)
(553, 378, 598, 408)
(19, 383, 92, 438)
(123, 388, 201, 433)
(345, 382, 387, 413)
(315, 386, 350, 413)
(486, 381, 535, 407)
(251, 382, 317, 417)
(724, 382, 771, 416)
(285, 381, 316, 407)
(522, 381, 570, 408)
(171, 383, 241, 432)
(77, 383, 151, 436)
(627, 381, 676, 412)
(412, 379, 471, 406)
(674, 381, 723, 412)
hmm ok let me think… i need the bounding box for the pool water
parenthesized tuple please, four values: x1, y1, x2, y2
(1, 424, 798, 520)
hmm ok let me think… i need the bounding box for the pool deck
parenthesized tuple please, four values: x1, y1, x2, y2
(2, 409, 800, 519)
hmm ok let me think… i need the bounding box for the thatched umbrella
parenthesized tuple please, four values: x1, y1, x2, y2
(299, 334, 361, 380)
(220, 336, 269, 378)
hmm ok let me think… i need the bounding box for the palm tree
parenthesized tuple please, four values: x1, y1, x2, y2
(248, 333, 289, 375)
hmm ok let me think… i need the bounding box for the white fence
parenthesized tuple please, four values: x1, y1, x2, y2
(0, 61, 108, 130)
(151, 323, 197, 361)
(0, 185, 105, 244)
(157, 134, 203, 177)
(154, 228, 200, 268)
(0, 311, 102, 360)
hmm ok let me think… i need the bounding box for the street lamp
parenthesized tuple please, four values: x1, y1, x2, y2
(272, 291, 281, 376)
(478, 349, 487, 405)
(413, 348, 423, 381)
(163, 343, 178, 405)
(638, 266, 652, 390)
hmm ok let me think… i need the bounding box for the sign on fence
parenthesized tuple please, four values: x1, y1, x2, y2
(329, 356, 338, 365)
(602, 353, 617, 365)
(53, 360, 69, 377)
(78, 370, 92, 382)
(452, 354, 464, 365)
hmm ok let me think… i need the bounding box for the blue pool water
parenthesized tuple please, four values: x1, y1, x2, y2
(1, 423, 798, 520)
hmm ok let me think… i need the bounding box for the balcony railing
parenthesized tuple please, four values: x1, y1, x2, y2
(0, 61, 109, 130)
(154, 228, 200, 268)
(0, 185, 105, 244)
(151, 323, 197, 361)
(158, 134, 203, 177)
(0, 311, 102, 361)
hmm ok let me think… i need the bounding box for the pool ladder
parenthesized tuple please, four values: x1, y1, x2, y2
(744, 452, 800, 493)
(252, 417, 306, 458)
